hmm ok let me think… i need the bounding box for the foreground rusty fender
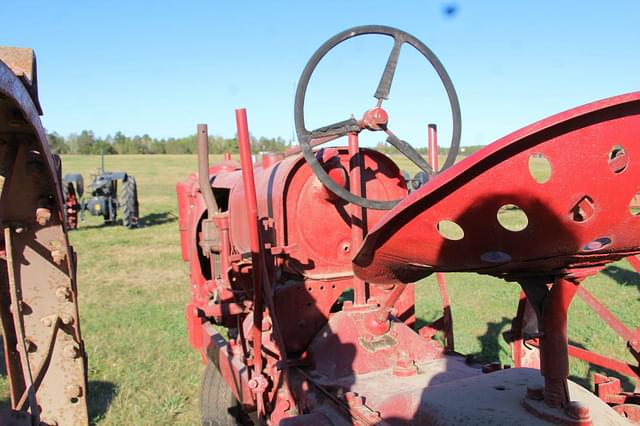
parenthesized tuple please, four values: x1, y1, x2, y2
(0, 47, 88, 425)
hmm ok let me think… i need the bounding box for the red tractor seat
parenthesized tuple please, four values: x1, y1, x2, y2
(354, 92, 640, 284)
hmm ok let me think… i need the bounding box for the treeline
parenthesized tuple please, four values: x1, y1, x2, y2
(47, 130, 485, 157)
(374, 142, 485, 157)
(46, 130, 291, 155)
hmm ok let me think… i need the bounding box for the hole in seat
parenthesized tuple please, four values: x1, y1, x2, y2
(570, 196, 595, 222)
(528, 153, 552, 184)
(436, 220, 464, 240)
(608, 145, 628, 174)
(630, 193, 640, 216)
(497, 204, 528, 232)
(481, 251, 512, 263)
(582, 237, 612, 252)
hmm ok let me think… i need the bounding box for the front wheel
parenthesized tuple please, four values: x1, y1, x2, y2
(200, 362, 247, 426)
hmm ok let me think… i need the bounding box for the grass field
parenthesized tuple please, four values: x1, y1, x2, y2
(3, 152, 640, 424)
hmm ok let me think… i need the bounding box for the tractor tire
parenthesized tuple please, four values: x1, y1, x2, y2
(61, 181, 68, 223)
(121, 175, 139, 228)
(200, 362, 247, 426)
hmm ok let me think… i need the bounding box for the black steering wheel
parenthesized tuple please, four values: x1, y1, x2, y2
(294, 25, 462, 210)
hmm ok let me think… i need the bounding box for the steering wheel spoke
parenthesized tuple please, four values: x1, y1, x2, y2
(374, 37, 404, 101)
(310, 118, 361, 139)
(385, 131, 433, 174)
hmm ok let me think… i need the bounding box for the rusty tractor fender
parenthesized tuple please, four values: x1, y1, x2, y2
(0, 47, 89, 425)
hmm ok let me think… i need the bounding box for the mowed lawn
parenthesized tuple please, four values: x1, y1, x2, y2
(2, 153, 636, 424)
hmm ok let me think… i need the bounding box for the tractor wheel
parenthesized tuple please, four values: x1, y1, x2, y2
(200, 362, 248, 426)
(121, 175, 139, 228)
(62, 183, 79, 230)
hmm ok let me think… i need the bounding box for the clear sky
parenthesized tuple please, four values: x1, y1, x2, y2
(3, 1, 640, 149)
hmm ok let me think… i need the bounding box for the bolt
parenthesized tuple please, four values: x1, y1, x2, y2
(55, 286, 71, 302)
(565, 401, 590, 420)
(36, 208, 51, 226)
(59, 312, 73, 325)
(20, 339, 36, 353)
(393, 350, 418, 377)
(65, 384, 82, 400)
(345, 392, 363, 407)
(14, 226, 24, 234)
(41, 315, 57, 327)
(526, 387, 544, 401)
(63, 344, 79, 359)
(248, 375, 268, 393)
(51, 249, 65, 265)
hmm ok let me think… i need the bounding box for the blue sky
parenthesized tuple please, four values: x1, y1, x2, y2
(3, 1, 640, 149)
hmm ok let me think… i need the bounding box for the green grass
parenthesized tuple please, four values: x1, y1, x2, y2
(61, 154, 207, 425)
(2, 152, 639, 424)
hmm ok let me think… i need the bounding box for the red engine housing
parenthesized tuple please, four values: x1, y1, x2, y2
(177, 148, 415, 354)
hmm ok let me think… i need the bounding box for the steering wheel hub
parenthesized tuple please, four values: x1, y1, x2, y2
(361, 107, 389, 131)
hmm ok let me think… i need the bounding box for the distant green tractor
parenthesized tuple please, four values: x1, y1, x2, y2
(62, 156, 139, 229)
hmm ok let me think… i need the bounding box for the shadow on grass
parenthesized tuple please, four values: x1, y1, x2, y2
(88, 380, 117, 425)
(474, 316, 512, 363)
(602, 263, 640, 292)
(72, 211, 177, 231)
(139, 211, 177, 227)
(0, 348, 118, 420)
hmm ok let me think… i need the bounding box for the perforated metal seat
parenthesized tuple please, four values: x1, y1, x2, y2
(354, 92, 640, 284)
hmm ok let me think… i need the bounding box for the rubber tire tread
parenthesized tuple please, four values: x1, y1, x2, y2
(121, 175, 139, 228)
(200, 362, 244, 426)
(61, 182, 69, 225)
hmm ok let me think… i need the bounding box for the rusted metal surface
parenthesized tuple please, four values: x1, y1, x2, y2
(0, 50, 88, 424)
(0, 47, 42, 115)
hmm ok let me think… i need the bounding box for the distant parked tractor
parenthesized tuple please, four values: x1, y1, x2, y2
(63, 155, 140, 229)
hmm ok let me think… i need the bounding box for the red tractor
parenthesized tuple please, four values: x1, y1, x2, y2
(179, 26, 640, 424)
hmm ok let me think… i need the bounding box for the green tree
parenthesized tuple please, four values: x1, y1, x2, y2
(46, 131, 69, 154)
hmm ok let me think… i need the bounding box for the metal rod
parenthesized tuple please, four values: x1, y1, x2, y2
(197, 124, 218, 219)
(540, 277, 579, 407)
(428, 123, 438, 171)
(235, 108, 265, 416)
(348, 132, 367, 305)
(383, 284, 406, 309)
